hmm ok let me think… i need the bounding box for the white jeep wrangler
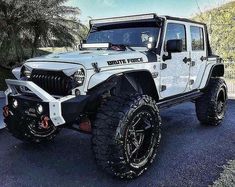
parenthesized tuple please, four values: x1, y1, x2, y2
(3, 14, 227, 179)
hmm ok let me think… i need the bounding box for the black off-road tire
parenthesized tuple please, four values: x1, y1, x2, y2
(195, 78, 228, 126)
(92, 94, 161, 179)
(5, 116, 60, 143)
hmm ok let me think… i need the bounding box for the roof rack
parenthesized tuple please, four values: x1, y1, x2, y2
(90, 13, 157, 25)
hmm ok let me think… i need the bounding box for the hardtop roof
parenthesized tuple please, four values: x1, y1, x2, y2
(163, 15, 206, 26)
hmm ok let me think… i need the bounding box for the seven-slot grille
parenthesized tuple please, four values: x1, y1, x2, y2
(30, 70, 72, 96)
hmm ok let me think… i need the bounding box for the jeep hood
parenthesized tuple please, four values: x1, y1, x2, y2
(25, 50, 151, 71)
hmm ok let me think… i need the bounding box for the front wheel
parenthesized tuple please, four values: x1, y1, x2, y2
(92, 94, 161, 179)
(196, 78, 228, 126)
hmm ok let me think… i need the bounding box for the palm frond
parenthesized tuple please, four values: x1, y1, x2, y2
(0, 0, 88, 62)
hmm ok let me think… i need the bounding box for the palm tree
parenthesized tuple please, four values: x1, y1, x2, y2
(0, 0, 27, 63)
(23, 0, 86, 57)
(0, 0, 86, 65)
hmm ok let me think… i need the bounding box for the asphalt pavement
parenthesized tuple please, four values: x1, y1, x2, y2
(0, 98, 234, 187)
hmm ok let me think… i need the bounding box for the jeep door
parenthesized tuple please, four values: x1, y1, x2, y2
(160, 21, 190, 98)
(189, 25, 207, 90)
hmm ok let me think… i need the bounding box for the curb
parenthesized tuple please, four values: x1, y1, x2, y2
(0, 91, 5, 129)
(0, 91, 5, 98)
(0, 123, 6, 130)
(228, 93, 235, 100)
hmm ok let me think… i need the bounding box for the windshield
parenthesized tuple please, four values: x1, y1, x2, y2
(87, 26, 160, 47)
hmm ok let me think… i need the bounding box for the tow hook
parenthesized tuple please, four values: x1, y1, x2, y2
(3, 106, 9, 118)
(40, 116, 50, 129)
(79, 118, 92, 133)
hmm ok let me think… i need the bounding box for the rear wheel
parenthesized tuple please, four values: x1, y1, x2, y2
(92, 94, 161, 179)
(196, 78, 228, 126)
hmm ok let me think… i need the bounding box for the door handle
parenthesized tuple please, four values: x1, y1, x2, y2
(183, 57, 191, 64)
(200, 56, 207, 61)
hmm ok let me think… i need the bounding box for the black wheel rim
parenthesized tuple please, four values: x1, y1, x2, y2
(124, 109, 160, 168)
(216, 88, 226, 118)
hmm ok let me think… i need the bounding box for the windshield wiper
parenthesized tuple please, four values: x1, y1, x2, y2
(125, 45, 135, 51)
(109, 43, 135, 51)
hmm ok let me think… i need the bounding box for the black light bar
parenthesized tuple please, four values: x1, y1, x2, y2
(90, 13, 157, 25)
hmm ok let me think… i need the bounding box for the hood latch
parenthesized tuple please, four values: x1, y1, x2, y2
(92, 62, 101, 73)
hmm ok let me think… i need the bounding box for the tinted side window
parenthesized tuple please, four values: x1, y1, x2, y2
(165, 23, 187, 51)
(190, 26, 204, 51)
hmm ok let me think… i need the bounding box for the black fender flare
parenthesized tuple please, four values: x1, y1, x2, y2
(204, 63, 225, 89)
(87, 70, 159, 104)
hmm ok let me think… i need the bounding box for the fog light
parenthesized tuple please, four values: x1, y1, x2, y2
(12, 99, 18, 108)
(37, 104, 43, 114)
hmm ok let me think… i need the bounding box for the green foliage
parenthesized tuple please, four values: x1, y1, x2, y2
(193, 1, 235, 60)
(224, 62, 235, 79)
(211, 160, 235, 187)
(0, 0, 88, 67)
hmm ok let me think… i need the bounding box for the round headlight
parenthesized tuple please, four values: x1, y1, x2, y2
(12, 99, 18, 108)
(21, 66, 31, 79)
(36, 104, 43, 114)
(74, 69, 85, 85)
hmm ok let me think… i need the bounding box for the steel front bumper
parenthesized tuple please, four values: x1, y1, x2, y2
(4, 79, 89, 126)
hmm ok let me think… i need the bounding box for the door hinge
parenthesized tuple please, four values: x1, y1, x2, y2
(160, 63, 167, 70)
(160, 85, 167, 92)
(191, 61, 196, 67)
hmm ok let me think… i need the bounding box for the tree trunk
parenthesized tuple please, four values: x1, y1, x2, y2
(11, 31, 22, 64)
(31, 32, 39, 58)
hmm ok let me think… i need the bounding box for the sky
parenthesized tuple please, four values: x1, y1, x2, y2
(66, 0, 234, 24)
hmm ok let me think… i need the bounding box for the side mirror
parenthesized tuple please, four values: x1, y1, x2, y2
(147, 37, 157, 50)
(163, 39, 183, 61)
(166, 39, 183, 53)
